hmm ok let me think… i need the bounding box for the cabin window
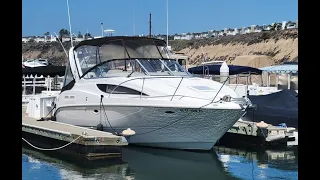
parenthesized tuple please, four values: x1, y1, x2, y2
(99, 40, 129, 61)
(178, 59, 186, 66)
(154, 40, 170, 58)
(75, 45, 100, 77)
(96, 84, 148, 95)
(63, 62, 74, 87)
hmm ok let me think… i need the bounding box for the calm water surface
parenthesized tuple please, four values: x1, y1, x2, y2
(22, 146, 298, 180)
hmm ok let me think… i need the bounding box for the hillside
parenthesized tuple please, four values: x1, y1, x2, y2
(22, 42, 74, 66)
(169, 29, 298, 66)
(22, 29, 298, 66)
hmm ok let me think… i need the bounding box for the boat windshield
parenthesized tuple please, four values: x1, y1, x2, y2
(74, 38, 189, 79)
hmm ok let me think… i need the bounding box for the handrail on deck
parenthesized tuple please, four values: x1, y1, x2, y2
(108, 76, 186, 101)
(107, 75, 233, 104)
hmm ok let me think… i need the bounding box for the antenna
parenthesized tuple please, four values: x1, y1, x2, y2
(133, 0, 136, 36)
(101, 23, 104, 37)
(166, 0, 169, 47)
(66, 0, 73, 47)
(149, 13, 152, 38)
(54, 32, 68, 58)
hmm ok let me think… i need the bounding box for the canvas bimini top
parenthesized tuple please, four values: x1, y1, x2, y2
(259, 64, 298, 74)
(74, 36, 167, 50)
(71, 36, 190, 79)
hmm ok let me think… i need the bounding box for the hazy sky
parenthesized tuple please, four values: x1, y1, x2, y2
(22, 0, 298, 36)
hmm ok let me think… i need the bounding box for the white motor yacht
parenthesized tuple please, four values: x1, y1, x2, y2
(53, 36, 251, 150)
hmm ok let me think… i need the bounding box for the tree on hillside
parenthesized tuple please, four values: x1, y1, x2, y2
(28, 38, 35, 43)
(77, 31, 83, 38)
(270, 23, 282, 31)
(59, 29, 70, 38)
(44, 32, 50, 41)
(84, 33, 92, 39)
(58, 29, 71, 42)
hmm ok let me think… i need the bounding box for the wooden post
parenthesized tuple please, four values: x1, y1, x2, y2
(23, 75, 26, 95)
(276, 74, 279, 89)
(33, 75, 36, 95)
(288, 74, 291, 89)
(246, 76, 248, 85)
(47, 75, 50, 91)
(236, 74, 238, 84)
(49, 76, 51, 91)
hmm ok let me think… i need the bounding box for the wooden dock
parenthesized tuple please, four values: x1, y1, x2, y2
(22, 106, 128, 159)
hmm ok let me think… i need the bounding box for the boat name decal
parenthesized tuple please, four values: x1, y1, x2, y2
(179, 109, 203, 113)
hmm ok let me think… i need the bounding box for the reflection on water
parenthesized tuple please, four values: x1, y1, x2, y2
(215, 146, 298, 180)
(22, 145, 298, 180)
(121, 147, 237, 180)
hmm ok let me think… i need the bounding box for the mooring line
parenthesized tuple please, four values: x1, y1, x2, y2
(22, 135, 81, 151)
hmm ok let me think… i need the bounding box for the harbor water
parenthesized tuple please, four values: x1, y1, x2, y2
(22, 145, 298, 180)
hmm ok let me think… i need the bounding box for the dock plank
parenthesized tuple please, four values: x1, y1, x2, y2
(22, 105, 128, 147)
(22, 116, 117, 138)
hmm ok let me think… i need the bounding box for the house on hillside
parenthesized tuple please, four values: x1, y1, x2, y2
(173, 34, 181, 40)
(254, 26, 263, 32)
(233, 28, 239, 35)
(199, 31, 209, 38)
(22, 37, 33, 43)
(263, 24, 272, 31)
(250, 25, 256, 33)
(154, 34, 166, 40)
(173, 33, 193, 40)
(33, 36, 45, 43)
(193, 32, 209, 39)
(208, 30, 220, 37)
(193, 32, 202, 39)
(217, 30, 225, 36)
(240, 27, 251, 34)
(226, 28, 234, 36)
(271, 22, 282, 31)
(22, 35, 57, 43)
(286, 21, 297, 29)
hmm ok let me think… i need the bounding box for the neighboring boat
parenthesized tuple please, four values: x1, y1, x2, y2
(53, 36, 252, 151)
(188, 61, 262, 77)
(244, 63, 298, 129)
(22, 65, 66, 77)
(23, 59, 49, 68)
(187, 61, 263, 97)
(242, 89, 298, 129)
(188, 62, 298, 129)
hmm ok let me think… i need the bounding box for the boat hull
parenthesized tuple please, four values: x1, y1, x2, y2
(55, 106, 245, 150)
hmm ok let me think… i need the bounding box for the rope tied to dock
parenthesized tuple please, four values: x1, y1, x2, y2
(22, 135, 81, 151)
(100, 95, 119, 135)
(37, 103, 56, 121)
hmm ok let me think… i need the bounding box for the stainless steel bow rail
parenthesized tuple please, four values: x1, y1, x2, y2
(99, 76, 253, 137)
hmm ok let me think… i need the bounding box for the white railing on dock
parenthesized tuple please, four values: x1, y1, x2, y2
(22, 75, 64, 95)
